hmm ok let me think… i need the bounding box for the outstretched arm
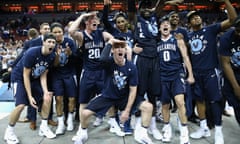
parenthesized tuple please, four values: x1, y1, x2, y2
(155, 0, 184, 18)
(68, 12, 97, 46)
(218, 0, 237, 30)
(103, 0, 115, 33)
(127, 0, 137, 31)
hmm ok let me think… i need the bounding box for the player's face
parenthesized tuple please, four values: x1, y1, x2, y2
(116, 17, 128, 32)
(51, 27, 64, 43)
(87, 16, 100, 31)
(169, 13, 179, 26)
(43, 39, 56, 55)
(160, 21, 171, 36)
(139, 5, 153, 19)
(189, 15, 202, 27)
(112, 43, 126, 63)
(40, 25, 50, 35)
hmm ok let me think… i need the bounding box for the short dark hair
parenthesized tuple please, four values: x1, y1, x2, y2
(187, 11, 199, 23)
(112, 42, 126, 48)
(50, 22, 63, 31)
(43, 33, 56, 41)
(158, 15, 169, 25)
(113, 12, 127, 22)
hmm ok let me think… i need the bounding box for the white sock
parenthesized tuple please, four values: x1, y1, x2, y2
(58, 115, 64, 126)
(80, 127, 88, 134)
(41, 119, 48, 127)
(215, 125, 222, 133)
(135, 117, 141, 128)
(109, 117, 118, 126)
(150, 117, 157, 129)
(68, 113, 73, 121)
(200, 119, 208, 129)
(7, 125, 14, 131)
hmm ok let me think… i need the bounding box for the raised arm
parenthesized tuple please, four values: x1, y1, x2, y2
(103, 0, 115, 33)
(68, 15, 85, 47)
(155, 0, 184, 18)
(218, 0, 237, 31)
(127, 0, 137, 31)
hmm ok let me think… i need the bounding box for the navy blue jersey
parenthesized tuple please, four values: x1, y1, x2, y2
(134, 14, 158, 58)
(11, 46, 55, 82)
(52, 36, 77, 78)
(171, 27, 189, 43)
(101, 58, 138, 99)
(219, 28, 240, 80)
(80, 30, 105, 70)
(29, 36, 43, 47)
(188, 23, 221, 70)
(157, 35, 183, 81)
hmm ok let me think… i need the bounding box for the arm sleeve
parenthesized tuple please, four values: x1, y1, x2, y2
(100, 43, 112, 63)
(128, 0, 137, 13)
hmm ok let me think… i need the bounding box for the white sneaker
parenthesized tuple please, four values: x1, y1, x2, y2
(39, 125, 56, 139)
(55, 124, 66, 135)
(215, 130, 224, 144)
(109, 125, 125, 137)
(93, 117, 103, 127)
(134, 126, 153, 144)
(108, 119, 125, 137)
(162, 124, 172, 142)
(4, 128, 19, 144)
(190, 127, 211, 139)
(72, 127, 81, 141)
(67, 118, 74, 131)
(73, 129, 88, 144)
(148, 127, 162, 140)
(180, 126, 190, 144)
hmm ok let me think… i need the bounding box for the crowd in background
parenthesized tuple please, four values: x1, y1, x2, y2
(0, 9, 233, 76)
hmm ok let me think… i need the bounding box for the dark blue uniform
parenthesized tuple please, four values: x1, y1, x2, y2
(219, 28, 240, 125)
(86, 57, 138, 115)
(171, 27, 192, 116)
(188, 24, 222, 101)
(157, 35, 186, 104)
(78, 29, 106, 103)
(51, 37, 77, 98)
(188, 23, 223, 126)
(133, 14, 161, 107)
(11, 47, 55, 106)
